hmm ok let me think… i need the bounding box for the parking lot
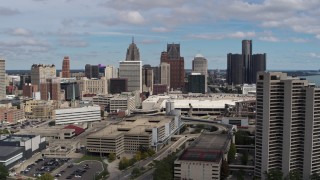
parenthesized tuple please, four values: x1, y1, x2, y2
(20, 158, 70, 178)
(56, 161, 104, 180)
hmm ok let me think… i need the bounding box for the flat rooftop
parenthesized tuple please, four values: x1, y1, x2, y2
(0, 146, 24, 158)
(178, 134, 230, 163)
(1, 135, 33, 142)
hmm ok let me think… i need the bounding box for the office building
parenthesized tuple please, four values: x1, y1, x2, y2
(151, 66, 160, 84)
(60, 81, 80, 101)
(153, 84, 168, 95)
(40, 78, 61, 100)
(0, 107, 25, 124)
(53, 105, 101, 125)
(160, 43, 185, 90)
(255, 72, 320, 179)
(98, 64, 106, 74)
(174, 134, 231, 180)
(61, 56, 70, 78)
(227, 40, 266, 85)
(77, 77, 108, 96)
(126, 38, 140, 61)
(227, 53, 244, 85)
(192, 54, 208, 93)
(142, 65, 154, 93)
(86, 115, 182, 156)
(104, 65, 118, 80)
(0, 59, 6, 100)
(19, 75, 31, 90)
(31, 64, 56, 87)
(109, 94, 135, 113)
(109, 78, 128, 94)
(85, 64, 99, 79)
(119, 61, 142, 93)
(160, 62, 170, 88)
(251, 54, 266, 83)
(188, 73, 206, 94)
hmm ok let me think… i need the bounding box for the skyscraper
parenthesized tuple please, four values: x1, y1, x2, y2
(85, 64, 99, 79)
(192, 54, 208, 93)
(160, 62, 170, 87)
(62, 56, 70, 78)
(119, 40, 142, 93)
(142, 65, 153, 93)
(255, 72, 320, 179)
(227, 40, 266, 85)
(242, 40, 252, 83)
(0, 59, 5, 100)
(31, 64, 56, 87)
(227, 53, 244, 85)
(40, 78, 60, 100)
(251, 54, 266, 84)
(160, 43, 185, 90)
(126, 38, 140, 61)
(188, 73, 205, 94)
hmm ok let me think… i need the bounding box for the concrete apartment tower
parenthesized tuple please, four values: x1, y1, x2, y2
(0, 59, 5, 100)
(160, 43, 185, 90)
(192, 54, 208, 93)
(62, 56, 70, 78)
(255, 72, 320, 179)
(119, 39, 142, 92)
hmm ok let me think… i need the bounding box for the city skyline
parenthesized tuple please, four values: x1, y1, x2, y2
(0, 0, 320, 70)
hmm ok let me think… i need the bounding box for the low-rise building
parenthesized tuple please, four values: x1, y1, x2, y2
(109, 95, 135, 113)
(53, 105, 101, 125)
(174, 134, 231, 180)
(86, 115, 183, 156)
(0, 107, 25, 124)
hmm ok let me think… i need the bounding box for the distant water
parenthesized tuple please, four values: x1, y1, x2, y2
(299, 75, 320, 86)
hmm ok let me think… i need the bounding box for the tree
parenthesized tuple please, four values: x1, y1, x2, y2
(131, 167, 141, 177)
(228, 143, 236, 163)
(0, 163, 9, 180)
(141, 152, 149, 159)
(285, 170, 302, 180)
(310, 173, 320, 180)
(108, 153, 116, 162)
(237, 170, 245, 180)
(264, 169, 283, 180)
(241, 151, 249, 165)
(119, 157, 129, 170)
(48, 121, 55, 126)
(37, 173, 54, 180)
(220, 159, 229, 180)
(147, 148, 155, 156)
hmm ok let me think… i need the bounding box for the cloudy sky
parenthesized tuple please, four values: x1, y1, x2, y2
(1, 0, 320, 70)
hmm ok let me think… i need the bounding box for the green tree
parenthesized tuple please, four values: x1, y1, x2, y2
(153, 153, 176, 180)
(237, 169, 245, 180)
(48, 121, 55, 126)
(264, 169, 283, 180)
(108, 153, 116, 162)
(241, 151, 249, 165)
(310, 173, 320, 180)
(37, 173, 54, 180)
(131, 167, 141, 177)
(134, 151, 142, 161)
(119, 157, 129, 170)
(285, 170, 302, 180)
(147, 148, 155, 156)
(141, 152, 149, 160)
(220, 159, 229, 180)
(0, 163, 9, 180)
(228, 143, 236, 163)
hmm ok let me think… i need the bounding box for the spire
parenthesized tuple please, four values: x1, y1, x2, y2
(132, 36, 134, 44)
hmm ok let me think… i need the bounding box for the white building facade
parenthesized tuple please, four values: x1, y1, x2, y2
(54, 105, 101, 125)
(119, 61, 142, 93)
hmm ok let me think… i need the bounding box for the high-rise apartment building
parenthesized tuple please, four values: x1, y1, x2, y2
(31, 64, 56, 87)
(62, 56, 70, 78)
(227, 54, 244, 85)
(0, 59, 5, 100)
(119, 40, 142, 93)
(192, 54, 208, 93)
(227, 40, 266, 85)
(160, 44, 185, 90)
(255, 72, 320, 179)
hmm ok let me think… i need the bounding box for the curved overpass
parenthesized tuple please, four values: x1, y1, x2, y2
(181, 116, 232, 133)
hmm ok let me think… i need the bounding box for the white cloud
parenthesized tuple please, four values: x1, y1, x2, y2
(228, 31, 256, 39)
(151, 27, 171, 33)
(11, 28, 32, 36)
(290, 37, 309, 43)
(188, 31, 256, 40)
(118, 11, 145, 25)
(58, 39, 88, 48)
(309, 53, 320, 58)
(0, 6, 20, 16)
(259, 36, 279, 42)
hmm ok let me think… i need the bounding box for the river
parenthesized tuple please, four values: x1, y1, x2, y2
(299, 74, 320, 86)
